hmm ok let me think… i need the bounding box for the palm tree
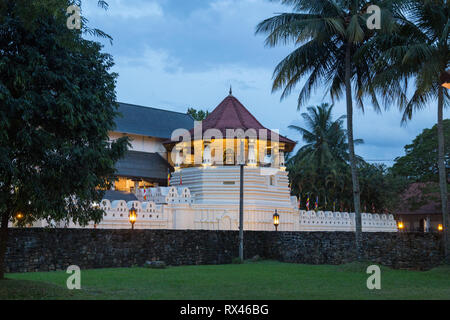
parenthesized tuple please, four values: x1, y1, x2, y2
(256, 0, 395, 259)
(373, 0, 449, 262)
(287, 103, 363, 210)
(288, 103, 363, 164)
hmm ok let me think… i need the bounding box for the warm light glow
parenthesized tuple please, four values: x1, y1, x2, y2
(273, 210, 280, 227)
(129, 206, 137, 226)
(438, 224, 443, 231)
(16, 212, 24, 220)
(397, 221, 404, 230)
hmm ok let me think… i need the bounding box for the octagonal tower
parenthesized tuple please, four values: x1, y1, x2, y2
(163, 93, 296, 210)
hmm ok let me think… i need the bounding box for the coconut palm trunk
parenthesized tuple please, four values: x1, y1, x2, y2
(437, 85, 449, 263)
(345, 43, 362, 260)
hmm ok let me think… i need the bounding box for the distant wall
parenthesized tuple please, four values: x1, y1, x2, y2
(267, 232, 444, 270)
(4, 229, 443, 273)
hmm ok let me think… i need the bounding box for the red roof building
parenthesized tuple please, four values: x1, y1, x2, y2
(395, 182, 448, 232)
(165, 94, 295, 152)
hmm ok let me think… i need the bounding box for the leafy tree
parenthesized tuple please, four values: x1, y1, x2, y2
(256, 0, 396, 259)
(392, 120, 450, 182)
(288, 103, 388, 213)
(0, 1, 128, 279)
(373, 0, 449, 262)
(287, 103, 353, 206)
(187, 108, 210, 121)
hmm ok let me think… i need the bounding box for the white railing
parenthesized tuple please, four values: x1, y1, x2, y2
(17, 187, 397, 232)
(298, 210, 397, 232)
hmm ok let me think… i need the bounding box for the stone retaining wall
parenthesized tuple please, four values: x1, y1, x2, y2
(4, 229, 444, 273)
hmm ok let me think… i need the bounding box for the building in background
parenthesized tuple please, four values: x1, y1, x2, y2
(105, 102, 194, 201)
(18, 95, 398, 232)
(395, 182, 447, 232)
(84, 94, 397, 232)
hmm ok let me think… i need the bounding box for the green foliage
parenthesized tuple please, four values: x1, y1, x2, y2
(287, 103, 406, 212)
(287, 104, 354, 211)
(391, 120, 450, 182)
(232, 257, 243, 264)
(255, 0, 397, 110)
(371, 0, 450, 121)
(0, 0, 128, 226)
(187, 108, 210, 121)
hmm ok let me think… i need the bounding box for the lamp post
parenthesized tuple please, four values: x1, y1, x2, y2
(273, 210, 279, 231)
(129, 205, 137, 230)
(238, 138, 245, 262)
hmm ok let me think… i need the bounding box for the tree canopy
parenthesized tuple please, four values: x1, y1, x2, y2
(391, 119, 450, 182)
(287, 103, 407, 213)
(0, 0, 128, 278)
(187, 108, 210, 121)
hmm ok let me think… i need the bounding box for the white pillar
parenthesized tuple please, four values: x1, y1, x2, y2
(203, 144, 212, 165)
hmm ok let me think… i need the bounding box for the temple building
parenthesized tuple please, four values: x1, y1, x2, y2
(19, 93, 398, 232)
(164, 93, 296, 209)
(105, 102, 193, 201)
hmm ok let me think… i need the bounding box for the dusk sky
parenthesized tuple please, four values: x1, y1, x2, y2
(82, 0, 449, 165)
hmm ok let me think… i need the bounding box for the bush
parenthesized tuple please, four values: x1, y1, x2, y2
(144, 261, 167, 269)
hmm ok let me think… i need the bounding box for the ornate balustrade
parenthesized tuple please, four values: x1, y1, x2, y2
(17, 186, 397, 232)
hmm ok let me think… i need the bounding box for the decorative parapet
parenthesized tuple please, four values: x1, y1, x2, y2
(143, 186, 194, 205)
(98, 199, 166, 228)
(93, 197, 397, 232)
(299, 210, 397, 232)
(20, 187, 396, 232)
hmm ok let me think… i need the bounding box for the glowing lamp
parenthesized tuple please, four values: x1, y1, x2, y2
(16, 212, 24, 221)
(129, 205, 137, 230)
(273, 210, 280, 231)
(438, 224, 443, 232)
(397, 221, 404, 231)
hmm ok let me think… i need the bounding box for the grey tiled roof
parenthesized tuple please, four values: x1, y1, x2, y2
(115, 151, 170, 180)
(103, 190, 138, 202)
(114, 102, 194, 139)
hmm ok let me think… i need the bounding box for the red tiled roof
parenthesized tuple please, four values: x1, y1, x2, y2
(164, 95, 296, 150)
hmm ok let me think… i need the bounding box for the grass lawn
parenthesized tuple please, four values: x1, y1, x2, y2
(1, 261, 450, 300)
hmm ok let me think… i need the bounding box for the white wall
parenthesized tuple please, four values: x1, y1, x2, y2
(109, 131, 167, 158)
(170, 166, 291, 207)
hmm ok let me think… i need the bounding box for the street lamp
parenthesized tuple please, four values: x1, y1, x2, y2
(15, 212, 24, 221)
(129, 205, 137, 230)
(438, 224, 443, 232)
(238, 138, 245, 262)
(273, 210, 280, 231)
(397, 221, 404, 232)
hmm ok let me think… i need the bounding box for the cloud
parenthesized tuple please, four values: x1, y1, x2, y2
(82, 0, 449, 165)
(82, 0, 163, 19)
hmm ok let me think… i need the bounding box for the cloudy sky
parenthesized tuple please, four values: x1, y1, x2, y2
(82, 0, 449, 165)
